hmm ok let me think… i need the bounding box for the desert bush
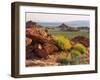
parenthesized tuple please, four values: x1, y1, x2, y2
(59, 52, 72, 65)
(60, 58, 69, 65)
(54, 35, 72, 50)
(71, 49, 81, 57)
(70, 43, 87, 64)
(73, 43, 86, 54)
(70, 49, 81, 65)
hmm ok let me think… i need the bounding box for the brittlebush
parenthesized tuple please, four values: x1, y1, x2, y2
(59, 52, 72, 65)
(54, 35, 72, 50)
(73, 43, 86, 54)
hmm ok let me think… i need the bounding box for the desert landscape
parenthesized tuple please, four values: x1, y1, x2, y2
(26, 21, 89, 67)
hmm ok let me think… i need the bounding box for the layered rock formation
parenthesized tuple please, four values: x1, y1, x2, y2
(72, 36, 89, 47)
(26, 21, 58, 59)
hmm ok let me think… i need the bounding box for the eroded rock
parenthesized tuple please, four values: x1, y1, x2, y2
(26, 26, 58, 59)
(72, 36, 89, 47)
(26, 37, 32, 46)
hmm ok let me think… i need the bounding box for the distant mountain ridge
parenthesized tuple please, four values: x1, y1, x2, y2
(66, 20, 89, 27)
(37, 20, 89, 27)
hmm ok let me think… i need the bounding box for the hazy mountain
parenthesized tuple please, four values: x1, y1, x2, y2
(37, 20, 89, 27)
(38, 22, 61, 27)
(66, 20, 89, 27)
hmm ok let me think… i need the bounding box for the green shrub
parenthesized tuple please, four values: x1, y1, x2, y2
(71, 49, 81, 57)
(69, 43, 87, 65)
(66, 53, 72, 62)
(60, 59, 69, 65)
(70, 49, 82, 64)
(73, 43, 86, 54)
(54, 35, 72, 50)
(59, 52, 72, 65)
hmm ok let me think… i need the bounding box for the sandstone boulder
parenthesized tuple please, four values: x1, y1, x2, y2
(26, 27, 58, 59)
(26, 37, 32, 46)
(72, 36, 89, 47)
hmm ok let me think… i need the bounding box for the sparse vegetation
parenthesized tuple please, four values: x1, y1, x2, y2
(71, 49, 81, 57)
(73, 43, 86, 54)
(54, 35, 72, 50)
(26, 21, 89, 67)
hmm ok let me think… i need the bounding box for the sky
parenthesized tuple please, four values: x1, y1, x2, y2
(26, 12, 90, 23)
